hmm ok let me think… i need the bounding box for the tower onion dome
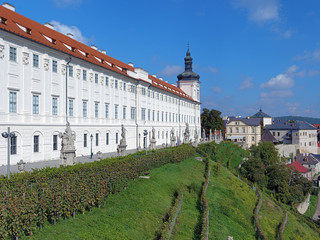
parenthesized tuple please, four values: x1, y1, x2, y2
(177, 47, 200, 81)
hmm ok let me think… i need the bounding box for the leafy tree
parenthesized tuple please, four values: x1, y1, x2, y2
(201, 108, 224, 135)
(240, 156, 265, 186)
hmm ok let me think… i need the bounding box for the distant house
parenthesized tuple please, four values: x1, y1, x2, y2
(313, 124, 320, 147)
(224, 116, 261, 148)
(264, 120, 318, 153)
(295, 153, 320, 178)
(261, 130, 279, 144)
(287, 160, 312, 180)
(251, 108, 272, 127)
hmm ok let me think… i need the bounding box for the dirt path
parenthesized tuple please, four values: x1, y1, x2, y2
(312, 191, 320, 221)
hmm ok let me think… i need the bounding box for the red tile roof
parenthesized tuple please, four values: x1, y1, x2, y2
(287, 161, 308, 173)
(313, 124, 320, 129)
(0, 5, 196, 102)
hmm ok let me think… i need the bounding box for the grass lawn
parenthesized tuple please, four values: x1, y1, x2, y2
(258, 196, 283, 239)
(21, 157, 205, 240)
(207, 161, 257, 240)
(282, 212, 320, 240)
(304, 194, 318, 219)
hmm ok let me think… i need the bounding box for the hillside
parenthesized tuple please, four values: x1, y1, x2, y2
(20, 142, 320, 239)
(275, 116, 320, 125)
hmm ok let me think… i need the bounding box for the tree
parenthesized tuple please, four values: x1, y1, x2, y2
(201, 108, 224, 135)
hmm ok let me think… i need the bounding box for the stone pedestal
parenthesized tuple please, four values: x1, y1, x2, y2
(149, 139, 156, 150)
(117, 144, 127, 156)
(61, 149, 76, 165)
(117, 124, 127, 156)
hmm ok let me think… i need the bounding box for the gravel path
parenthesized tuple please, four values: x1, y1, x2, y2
(312, 191, 320, 221)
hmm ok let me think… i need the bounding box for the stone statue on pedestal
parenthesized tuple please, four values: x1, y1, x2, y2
(59, 123, 76, 166)
(170, 128, 176, 147)
(184, 123, 190, 143)
(149, 127, 157, 150)
(202, 128, 205, 141)
(117, 125, 127, 156)
(194, 129, 199, 147)
(209, 129, 212, 141)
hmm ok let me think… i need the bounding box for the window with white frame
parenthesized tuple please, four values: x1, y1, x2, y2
(105, 76, 109, 86)
(33, 54, 39, 67)
(123, 82, 126, 91)
(152, 110, 155, 121)
(9, 46, 17, 62)
(96, 133, 99, 146)
(115, 79, 118, 89)
(33, 95, 39, 114)
(52, 60, 57, 73)
(95, 73, 98, 84)
(69, 99, 73, 116)
(83, 101, 87, 117)
(10, 135, 17, 155)
(130, 85, 136, 93)
(131, 107, 136, 120)
(34, 135, 39, 152)
(106, 132, 109, 145)
(83, 70, 87, 80)
(141, 87, 146, 95)
(148, 109, 151, 121)
(69, 65, 73, 77)
(157, 111, 159, 122)
(141, 108, 146, 120)
(116, 132, 118, 144)
(115, 104, 118, 119)
(95, 102, 99, 118)
(52, 97, 58, 115)
(9, 91, 17, 113)
(53, 135, 58, 151)
(123, 106, 126, 120)
(84, 134, 87, 147)
(105, 104, 109, 118)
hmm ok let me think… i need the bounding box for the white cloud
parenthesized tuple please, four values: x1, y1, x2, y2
(202, 66, 218, 73)
(159, 65, 184, 77)
(308, 69, 320, 77)
(260, 90, 294, 98)
(282, 30, 294, 39)
(294, 49, 320, 61)
(53, 0, 82, 8)
(260, 65, 298, 89)
(232, 0, 279, 23)
(211, 86, 222, 93)
(239, 77, 254, 90)
(50, 20, 89, 44)
(287, 102, 300, 114)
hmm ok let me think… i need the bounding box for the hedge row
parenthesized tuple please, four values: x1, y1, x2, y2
(158, 187, 184, 240)
(253, 187, 268, 240)
(0, 145, 195, 239)
(200, 160, 211, 240)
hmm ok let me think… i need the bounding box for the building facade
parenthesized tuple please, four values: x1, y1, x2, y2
(0, 3, 201, 165)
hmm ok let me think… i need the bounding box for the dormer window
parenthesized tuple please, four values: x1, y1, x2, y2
(0, 17, 7, 25)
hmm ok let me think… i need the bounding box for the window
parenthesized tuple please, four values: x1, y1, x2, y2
(95, 73, 98, 84)
(95, 102, 99, 118)
(273, 132, 275, 136)
(252, 127, 255, 133)
(105, 104, 109, 118)
(53, 135, 58, 151)
(83, 101, 87, 117)
(105, 76, 109, 86)
(252, 136, 255, 142)
(10, 135, 17, 155)
(123, 106, 126, 120)
(242, 127, 245, 133)
(52, 97, 58, 115)
(141, 108, 146, 120)
(229, 127, 232, 133)
(9, 91, 17, 113)
(161, 94, 163, 101)
(115, 105, 118, 119)
(33, 54, 39, 67)
(52, 60, 57, 73)
(157, 111, 159, 122)
(69, 65, 73, 77)
(84, 134, 87, 147)
(162, 111, 164, 122)
(123, 82, 126, 91)
(166, 112, 168, 122)
(141, 88, 146, 95)
(34, 135, 39, 152)
(9, 46, 17, 61)
(130, 85, 136, 93)
(106, 133, 109, 145)
(33, 95, 39, 114)
(131, 107, 136, 120)
(96, 133, 99, 146)
(116, 132, 118, 144)
(83, 70, 87, 80)
(278, 132, 280, 137)
(152, 111, 155, 121)
(115, 79, 118, 89)
(148, 90, 151, 97)
(69, 99, 73, 116)
(148, 109, 151, 121)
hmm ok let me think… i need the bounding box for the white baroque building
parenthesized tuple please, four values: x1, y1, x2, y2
(0, 3, 201, 165)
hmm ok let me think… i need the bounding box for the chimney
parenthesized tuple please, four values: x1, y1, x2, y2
(128, 62, 134, 67)
(2, 3, 15, 11)
(152, 74, 157, 78)
(101, 50, 106, 54)
(67, 33, 74, 39)
(44, 23, 54, 30)
(159, 77, 163, 81)
(91, 45, 98, 50)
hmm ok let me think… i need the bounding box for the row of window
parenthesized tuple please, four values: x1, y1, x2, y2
(9, 91, 199, 123)
(228, 127, 256, 134)
(9, 46, 198, 110)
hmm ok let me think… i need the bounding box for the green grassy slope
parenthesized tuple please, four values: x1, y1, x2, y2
(207, 161, 257, 240)
(22, 158, 205, 240)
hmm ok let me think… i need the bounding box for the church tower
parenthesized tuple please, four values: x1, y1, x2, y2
(177, 46, 200, 102)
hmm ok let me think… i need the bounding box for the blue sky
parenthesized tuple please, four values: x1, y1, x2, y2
(9, 0, 320, 118)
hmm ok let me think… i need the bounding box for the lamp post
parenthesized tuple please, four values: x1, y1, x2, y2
(1, 127, 15, 179)
(90, 134, 93, 159)
(138, 133, 141, 150)
(143, 130, 148, 155)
